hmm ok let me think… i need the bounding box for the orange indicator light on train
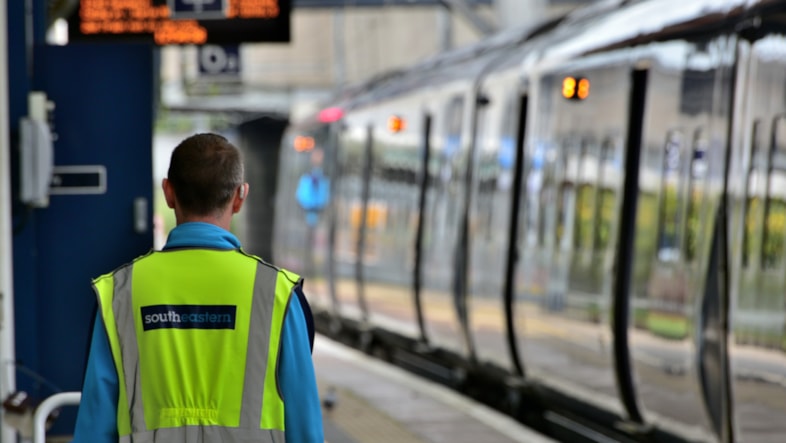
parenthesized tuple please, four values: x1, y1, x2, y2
(388, 115, 406, 133)
(562, 76, 589, 100)
(562, 77, 577, 99)
(293, 136, 315, 152)
(577, 78, 590, 99)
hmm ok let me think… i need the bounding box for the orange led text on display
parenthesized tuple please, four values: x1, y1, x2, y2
(77, 0, 282, 45)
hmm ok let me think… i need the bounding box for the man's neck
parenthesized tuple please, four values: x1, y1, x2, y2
(176, 214, 232, 231)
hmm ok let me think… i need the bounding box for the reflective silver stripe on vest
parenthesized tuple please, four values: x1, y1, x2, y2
(118, 426, 285, 443)
(113, 265, 146, 433)
(111, 258, 285, 441)
(239, 262, 278, 428)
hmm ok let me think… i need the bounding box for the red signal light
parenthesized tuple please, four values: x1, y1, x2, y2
(318, 107, 343, 123)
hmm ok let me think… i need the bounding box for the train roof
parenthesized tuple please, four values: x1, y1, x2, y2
(546, 0, 747, 57)
(299, 0, 785, 123)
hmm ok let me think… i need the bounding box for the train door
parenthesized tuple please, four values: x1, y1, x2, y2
(515, 62, 629, 417)
(323, 121, 342, 316)
(354, 124, 373, 324)
(465, 72, 525, 372)
(419, 92, 475, 357)
(332, 118, 371, 323)
(273, 123, 335, 312)
(628, 37, 736, 441)
(413, 113, 433, 344)
(728, 30, 786, 443)
(359, 103, 424, 341)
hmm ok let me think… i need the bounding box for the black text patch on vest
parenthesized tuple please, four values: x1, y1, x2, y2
(141, 305, 237, 331)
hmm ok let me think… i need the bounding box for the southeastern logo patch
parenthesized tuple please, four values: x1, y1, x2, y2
(141, 305, 236, 331)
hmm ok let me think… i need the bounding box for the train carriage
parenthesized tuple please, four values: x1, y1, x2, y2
(272, 1, 786, 441)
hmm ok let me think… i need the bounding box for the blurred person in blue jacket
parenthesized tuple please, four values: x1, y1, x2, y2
(296, 148, 330, 228)
(72, 133, 324, 442)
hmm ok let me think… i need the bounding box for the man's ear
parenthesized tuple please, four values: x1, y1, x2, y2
(162, 178, 176, 209)
(232, 183, 249, 213)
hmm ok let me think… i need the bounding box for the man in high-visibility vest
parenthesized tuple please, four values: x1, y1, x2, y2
(71, 133, 324, 442)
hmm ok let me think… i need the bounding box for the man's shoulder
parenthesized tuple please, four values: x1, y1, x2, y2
(93, 249, 154, 282)
(238, 250, 302, 284)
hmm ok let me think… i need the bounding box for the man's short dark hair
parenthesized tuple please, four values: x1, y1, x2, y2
(167, 133, 245, 216)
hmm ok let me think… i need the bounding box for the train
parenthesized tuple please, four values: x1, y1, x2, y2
(269, 1, 786, 442)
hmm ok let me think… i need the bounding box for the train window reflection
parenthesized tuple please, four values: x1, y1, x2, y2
(684, 129, 707, 262)
(593, 137, 619, 253)
(538, 144, 556, 247)
(556, 139, 576, 250)
(743, 120, 765, 269)
(444, 96, 464, 157)
(573, 138, 596, 251)
(761, 116, 786, 269)
(657, 130, 683, 262)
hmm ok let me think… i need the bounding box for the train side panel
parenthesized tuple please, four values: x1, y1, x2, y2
(728, 25, 786, 443)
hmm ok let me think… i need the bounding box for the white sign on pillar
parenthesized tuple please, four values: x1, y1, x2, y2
(198, 45, 241, 78)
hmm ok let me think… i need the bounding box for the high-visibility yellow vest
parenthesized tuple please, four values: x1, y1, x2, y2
(93, 248, 301, 443)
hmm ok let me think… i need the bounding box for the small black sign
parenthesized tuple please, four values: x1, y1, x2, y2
(50, 165, 107, 195)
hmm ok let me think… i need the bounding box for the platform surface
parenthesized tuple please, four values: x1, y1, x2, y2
(313, 334, 558, 443)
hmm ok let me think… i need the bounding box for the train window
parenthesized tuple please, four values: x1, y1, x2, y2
(593, 137, 619, 252)
(444, 96, 465, 158)
(556, 137, 577, 250)
(524, 143, 545, 247)
(657, 130, 684, 263)
(573, 138, 596, 250)
(538, 144, 556, 247)
(743, 120, 766, 269)
(761, 116, 786, 270)
(474, 102, 495, 240)
(498, 96, 517, 193)
(683, 129, 708, 262)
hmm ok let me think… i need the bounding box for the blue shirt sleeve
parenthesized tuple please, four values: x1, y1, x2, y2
(71, 315, 118, 443)
(281, 294, 325, 442)
(294, 284, 315, 351)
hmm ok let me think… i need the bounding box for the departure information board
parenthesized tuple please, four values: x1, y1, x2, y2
(68, 0, 291, 45)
